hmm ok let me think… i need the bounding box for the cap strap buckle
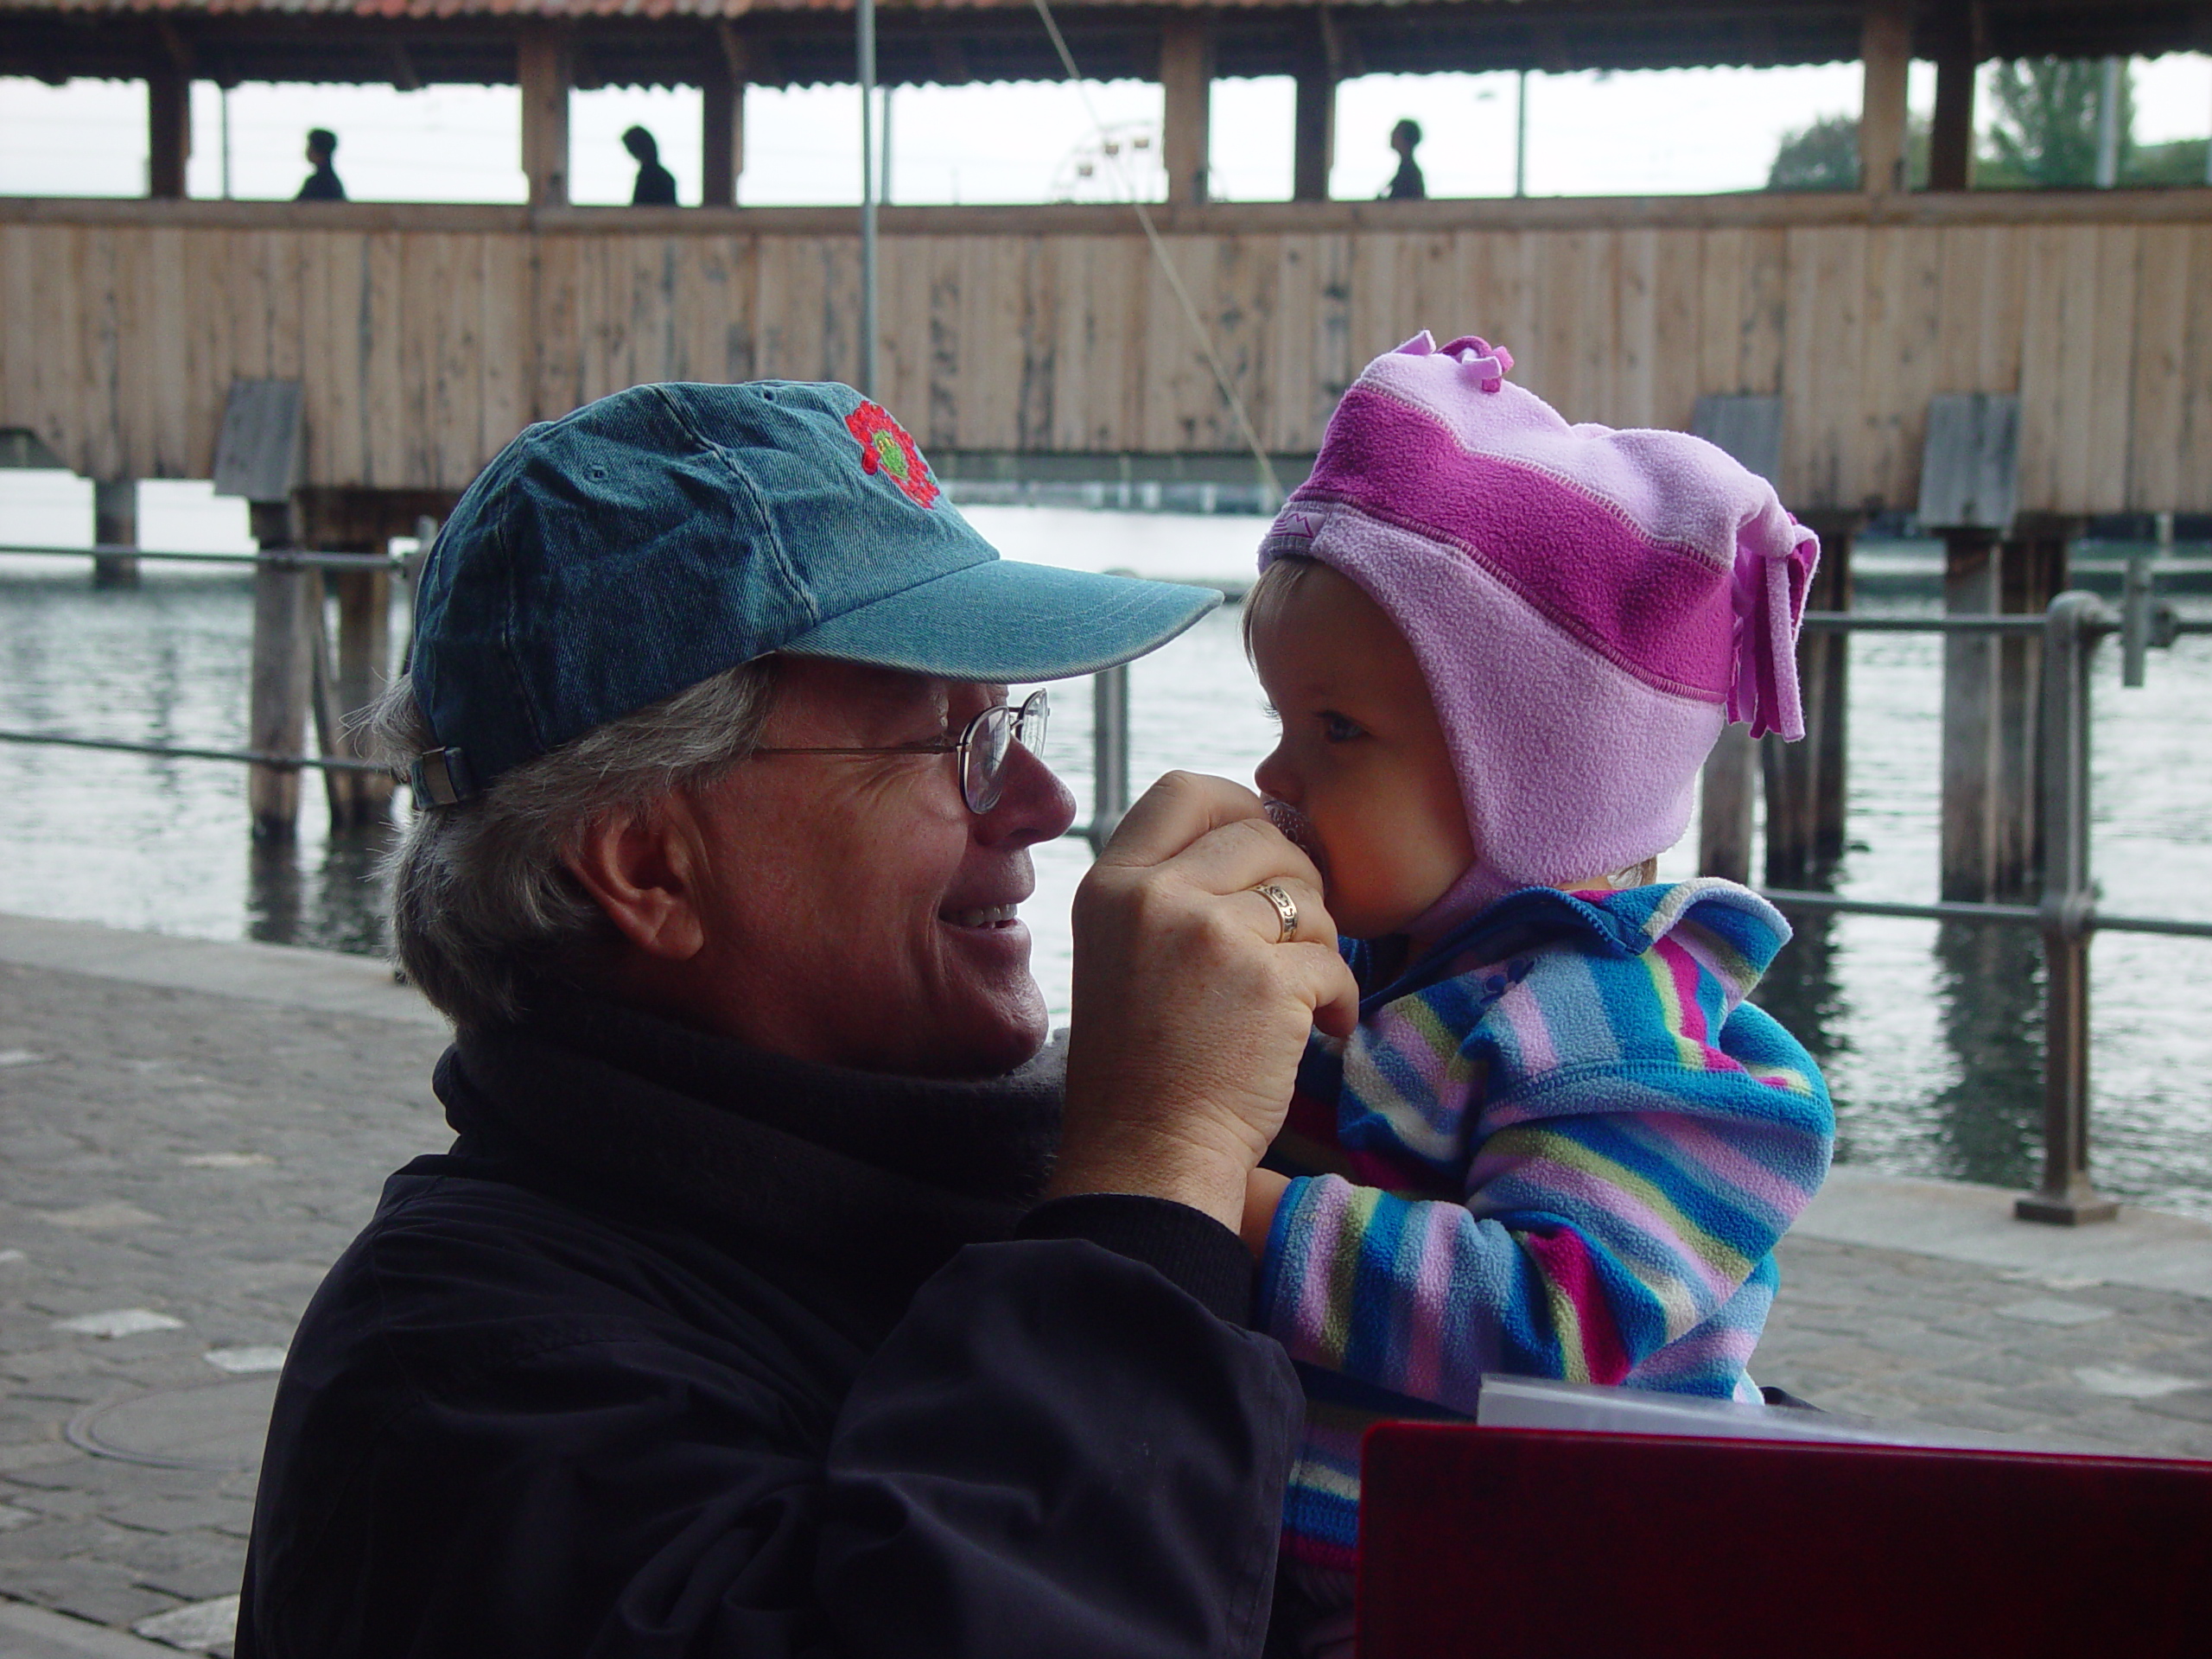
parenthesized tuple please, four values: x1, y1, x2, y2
(410, 747, 475, 806)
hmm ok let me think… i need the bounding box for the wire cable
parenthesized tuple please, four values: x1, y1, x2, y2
(1027, 0, 1284, 503)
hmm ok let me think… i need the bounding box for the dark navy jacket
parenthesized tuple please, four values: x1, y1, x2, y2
(235, 995, 1300, 1657)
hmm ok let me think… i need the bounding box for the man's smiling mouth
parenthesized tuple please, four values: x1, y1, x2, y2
(943, 904, 1020, 928)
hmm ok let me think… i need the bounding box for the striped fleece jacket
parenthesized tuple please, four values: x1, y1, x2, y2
(1255, 877, 1834, 1571)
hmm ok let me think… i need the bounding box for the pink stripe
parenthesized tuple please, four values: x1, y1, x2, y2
(1296, 386, 1737, 700)
(1287, 1178, 1355, 1357)
(1628, 1325, 1759, 1382)
(1656, 938, 1712, 1048)
(1471, 1159, 1739, 1302)
(1398, 1201, 1464, 1401)
(1283, 1533, 1360, 1573)
(1522, 1229, 1631, 1382)
(1497, 987, 1560, 1074)
(1649, 1114, 1821, 1220)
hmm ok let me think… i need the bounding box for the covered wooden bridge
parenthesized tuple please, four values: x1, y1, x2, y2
(3, 0, 2209, 529)
(2, 0, 2209, 869)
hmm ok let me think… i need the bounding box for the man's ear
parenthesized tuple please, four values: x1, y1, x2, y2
(564, 797, 708, 963)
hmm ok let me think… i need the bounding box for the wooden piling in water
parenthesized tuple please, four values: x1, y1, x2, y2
(1698, 722, 1757, 885)
(1920, 392, 2025, 904)
(1993, 519, 2074, 898)
(246, 501, 312, 841)
(1763, 512, 1856, 886)
(327, 568, 395, 827)
(1937, 524, 2071, 902)
(1938, 529, 2003, 900)
(91, 480, 140, 589)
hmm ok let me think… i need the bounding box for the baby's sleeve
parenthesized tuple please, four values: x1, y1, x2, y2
(1253, 941, 1834, 1408)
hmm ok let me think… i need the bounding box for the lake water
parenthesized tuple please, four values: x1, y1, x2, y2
(3, 480, 2209, 1217)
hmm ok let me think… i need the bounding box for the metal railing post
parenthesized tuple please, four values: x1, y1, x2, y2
(2121, 551, 2152, 688)
(1087, 663, 1131, 855)
(2015, 592, 2119, 1224)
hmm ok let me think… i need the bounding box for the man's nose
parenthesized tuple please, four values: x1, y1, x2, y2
(975, 740, 1077, 849)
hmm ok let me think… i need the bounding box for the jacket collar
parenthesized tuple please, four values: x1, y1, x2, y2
(436, 986, 1065, 1319)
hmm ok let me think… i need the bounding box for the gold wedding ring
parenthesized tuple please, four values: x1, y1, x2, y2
(1252, 882, 1299, 944)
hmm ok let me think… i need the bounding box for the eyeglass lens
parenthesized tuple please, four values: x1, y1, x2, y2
(962, 690, 1049, 815)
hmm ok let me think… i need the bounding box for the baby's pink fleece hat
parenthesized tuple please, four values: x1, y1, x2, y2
(1258, 330, 1818, 913)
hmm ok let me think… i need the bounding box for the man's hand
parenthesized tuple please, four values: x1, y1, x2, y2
(1047, 772, 1359, 1232)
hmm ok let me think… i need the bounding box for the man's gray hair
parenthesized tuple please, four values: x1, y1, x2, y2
(361, 662, 779, 1029)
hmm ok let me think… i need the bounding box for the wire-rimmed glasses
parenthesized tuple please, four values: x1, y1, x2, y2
(751, 689, 1049, 816)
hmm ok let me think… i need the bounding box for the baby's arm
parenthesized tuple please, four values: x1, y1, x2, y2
(1254, 955, 1833, 1408)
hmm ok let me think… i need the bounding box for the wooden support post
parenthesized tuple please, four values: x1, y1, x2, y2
(1921, 391, 2022, 902)
(247, 501, 313, 841)
(92, 479, 140, 589)
(1859, 0, 1911, 194)
(1160, 16, 1213, 205)
(1992, 521, 2073, 898)
(1927, 0, 1978, 191)
(1763, 514, 1856, 885)
(321, 568, 396, 828)
(147, 65, 190, 200)
(1939, 530, 2002, 900)
(518, 25, 573, 208)
(702, 54, 743, 207)
(1291, 16, 1338, 203)
(1698, 722, 1758, 885)
(307, 573, 349, 828)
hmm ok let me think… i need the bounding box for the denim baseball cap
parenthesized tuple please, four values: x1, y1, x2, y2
(409, 381, 1221, 801)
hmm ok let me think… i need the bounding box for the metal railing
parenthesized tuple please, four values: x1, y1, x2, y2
(8, 537, 2207, 1224)
(0, 541, 410, 573)
(0, 540, 418, 774)
(1768, 595, 2209, 1224)
(1076, 589, 2211, 1229)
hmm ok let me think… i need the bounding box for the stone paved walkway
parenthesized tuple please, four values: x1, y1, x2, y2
(2, 914, 2209, 1656)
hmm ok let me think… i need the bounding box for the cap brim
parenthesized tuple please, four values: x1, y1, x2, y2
(779, 560, 1223, 682)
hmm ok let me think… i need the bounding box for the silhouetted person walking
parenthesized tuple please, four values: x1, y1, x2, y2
(297, 129, 346, 201)
(624, 127, 678, 206)
(1384, 118, 1425, 200)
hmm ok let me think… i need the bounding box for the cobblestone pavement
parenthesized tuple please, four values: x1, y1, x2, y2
(1, 954, 449, 1656)
(1756, 1238, 2212, 1460)
(3, 934, 2210, 1655)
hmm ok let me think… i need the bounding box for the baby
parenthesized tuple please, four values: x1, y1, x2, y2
(1238, 332, 1837, 1649)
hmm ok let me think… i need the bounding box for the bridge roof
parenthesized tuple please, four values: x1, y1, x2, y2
(3, 0, 2206, 92)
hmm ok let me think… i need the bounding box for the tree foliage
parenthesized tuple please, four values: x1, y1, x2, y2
(1769, 114, 1859, 189)
(1982, 58, 2132, 187)
(1766, 115, 1929, 192)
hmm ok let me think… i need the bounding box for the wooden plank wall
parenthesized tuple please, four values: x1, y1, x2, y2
(3, 200, 2209, 513)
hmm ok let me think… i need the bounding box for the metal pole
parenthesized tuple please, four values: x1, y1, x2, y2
(2016, 593, 2119, 1224)
(857, 0, 880, 399)
(2121, 552, 2152, 687)
(220, 86, 232, 200)
(1514, 69, 1529, 198)
(881, 84, 893, 207)
(2095, 56, 2122, 188)
(1087, 663, 1131, 855)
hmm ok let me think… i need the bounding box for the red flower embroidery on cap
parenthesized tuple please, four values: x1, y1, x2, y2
(845, 402, 940, 507)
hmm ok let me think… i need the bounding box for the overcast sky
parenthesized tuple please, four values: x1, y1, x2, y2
(3, 54, 2208, 205)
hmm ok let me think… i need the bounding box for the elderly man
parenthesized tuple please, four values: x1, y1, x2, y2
(235, 382, 1354, 1657)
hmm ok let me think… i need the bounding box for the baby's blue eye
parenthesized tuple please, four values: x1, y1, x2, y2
(1320, 712, 1364, 742)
